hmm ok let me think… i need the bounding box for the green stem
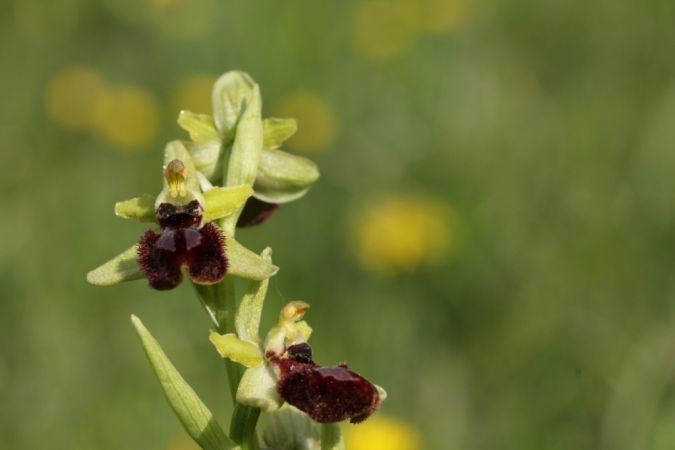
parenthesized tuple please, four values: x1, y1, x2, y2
(321, 423, 344, 450)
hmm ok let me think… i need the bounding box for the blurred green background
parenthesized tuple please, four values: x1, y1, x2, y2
(3, 0, 675, 449)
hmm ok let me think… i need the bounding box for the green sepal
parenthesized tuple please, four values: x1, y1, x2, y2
(178, 110, 220, 143)
(263, 404, 321, 450)
(263, 118, 298, 150)
(212, 71, 257, 141)
(203, 185, 253, 223)
(86, 244, 143, 286)
(131, 315, 238, 450)
(221, 79, 263, 234)
(236, 365, 283, 412)
(187, 140, 223, 183)
(226, 237, 279, 281)
(209, 331, 264, 368)
(114, 194, 156, 222)
(253, 149, 320, 204)
(235, 247, 272, 343)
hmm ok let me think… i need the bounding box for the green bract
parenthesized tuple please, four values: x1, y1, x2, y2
(132, 315, 240, 450)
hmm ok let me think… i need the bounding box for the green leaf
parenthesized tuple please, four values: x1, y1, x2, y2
(235, 248, 272, 343)
(203, 185, 253, 223)
(178, 110, 220, 143)
(209, 332, 264, 368)
(226, 237, 279, 281)
(212, 71, 257, 141)
(131, 315, 238, 450)
(86, 244, 144, 286)
(263, 118, 297, 149)
(114, 194, 156, 221)
(253, 149, 320, 204)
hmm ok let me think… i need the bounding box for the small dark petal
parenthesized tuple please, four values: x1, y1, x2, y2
(187, 223, 228, 285)
(276, 348, 381, 424)
(138, 230, 183, 290)
(287, 343, 313, 363)
(157, 200, 203, 229)
(236, 197, 279, 228)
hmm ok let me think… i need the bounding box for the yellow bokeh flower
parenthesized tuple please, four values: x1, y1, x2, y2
(413, 0, 466, 34)
(171, 74, 217, 116)
(148, 0, 217, 40)
(351, 195, 458, 275)
(343, 415, 421, 450)
(352, 1, 419, 62)
(352, 0, 467, 61)
(91, 85, 160, 150)
(45, 66, 106, 131)
(274, 92, 337, 153)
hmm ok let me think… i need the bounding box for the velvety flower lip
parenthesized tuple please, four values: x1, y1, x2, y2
(273, 342, 382, 424)
(138, 200, 228, 290)
(237, 197, 279, 228)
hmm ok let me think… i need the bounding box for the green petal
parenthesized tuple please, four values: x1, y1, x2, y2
(253, 149, 320, 204)
(177, 110, 220, 143)
(86, 244, 143, 286)
(263, 117, 298, 149)
(209, 332, 264, 368)
(226, 237, 279, 281)
(212, 71, 257, 141)
(131, 316, 238, 450)
(203, 185, 253, 223)
(236, 366, 283, 412)
(114, 194, 155, 222)
(235, 248, 272, 343)
(186, 140, 223, 183)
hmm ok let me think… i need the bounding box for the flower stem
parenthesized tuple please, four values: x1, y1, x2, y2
(321, 423, 344, 450)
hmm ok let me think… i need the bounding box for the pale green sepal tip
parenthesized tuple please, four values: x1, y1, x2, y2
(208, 331, 264, 368)
(86, 244, 143, 286)
(235, 247, 272, 343)
(114, 194, 155, 221)
(253, 149, 320, 204)
(236, 365, 283, 412)
(375, 384, 388, 401)
(212, 71, 257, 140)
(178, 110, 220, 143)
(131, 315, 238, 450)
(263, 117, 298, 149)
(225, 237, 279, 281)
(203, 185, 253, 223)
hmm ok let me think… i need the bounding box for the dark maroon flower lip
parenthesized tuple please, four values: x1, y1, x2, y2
(274, 343, 381, 424)
(237, 197, 279, 228)
(138, 200, 228, 290)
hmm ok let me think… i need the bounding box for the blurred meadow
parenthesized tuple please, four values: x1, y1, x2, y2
(2, 0, 675, 449)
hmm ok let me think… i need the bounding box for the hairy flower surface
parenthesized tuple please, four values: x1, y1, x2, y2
(87, 140, 278, 290)
(210, 301, 386, 424)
